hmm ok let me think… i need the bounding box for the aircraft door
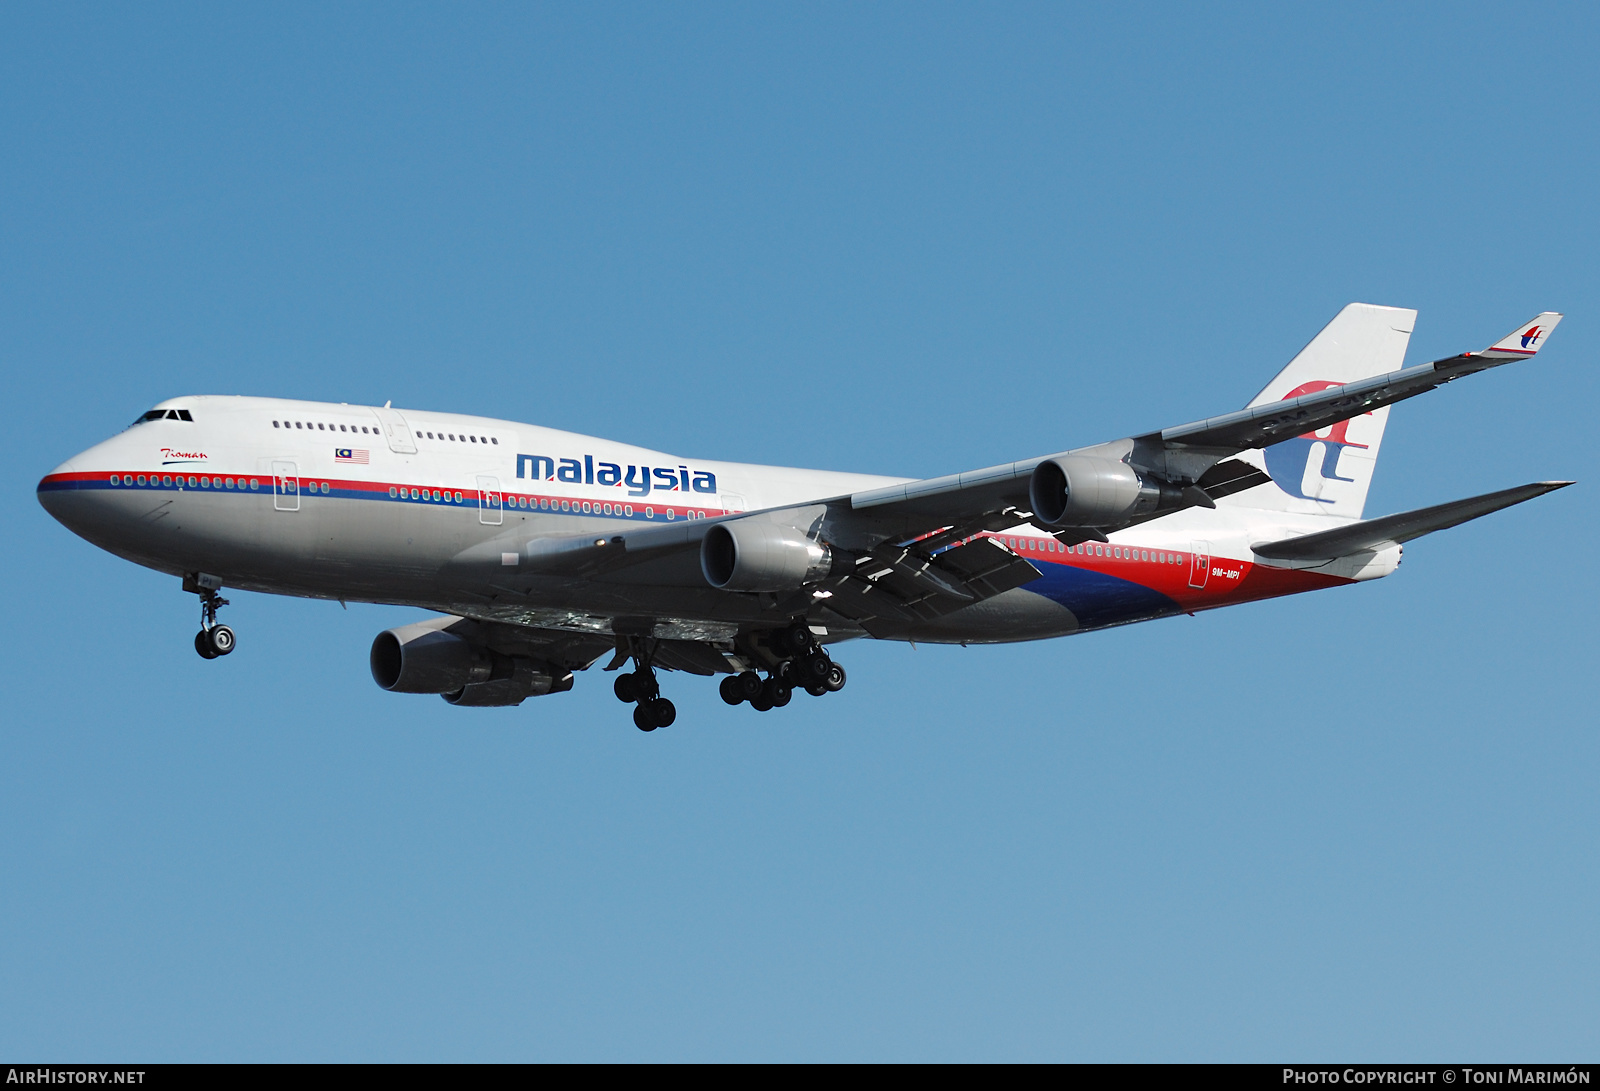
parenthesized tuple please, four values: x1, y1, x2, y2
(370, 406, 418, 454)
(720, 493, 746, 514)
(477, 475, 503, 525)
(272, 460, 300, 512)
(1188, 541, 1211, 589)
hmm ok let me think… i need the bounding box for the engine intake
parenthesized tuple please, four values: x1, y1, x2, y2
(1029, 455, 1185, 528)
(701, 522, 836, 592)
(371, 625, 491, 693)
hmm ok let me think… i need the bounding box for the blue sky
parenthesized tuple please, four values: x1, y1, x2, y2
(3, 3, 1596, 1061)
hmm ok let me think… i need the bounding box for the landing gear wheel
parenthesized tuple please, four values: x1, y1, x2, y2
(763, 678, 792, 708)
(633, 704, 657, 732)
(749, 692, 774, 712)
(736, 671, 763, 700)
(824, 663, 847, 692)
(805, 682, 828, 697)
(648, 697, 676, 729)
(719, 676, 744, 705)
(614, 673, 639, 703)
(189, 581, 233, 661)
(798, 652, 831, 684)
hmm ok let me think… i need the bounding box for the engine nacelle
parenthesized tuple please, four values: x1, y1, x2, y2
(371, 624, 492, 694)
(370, 621, 574, 706)
(701, 522, 835, 592)
(1029, 455, 1183, 528)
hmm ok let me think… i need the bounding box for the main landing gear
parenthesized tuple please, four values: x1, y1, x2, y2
(612, 645, 676, 732)
(186, 576, 235, 661)
(719, 622, 846, 713)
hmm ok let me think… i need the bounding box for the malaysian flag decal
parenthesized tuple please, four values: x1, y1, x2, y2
(334, 448, 370, 464)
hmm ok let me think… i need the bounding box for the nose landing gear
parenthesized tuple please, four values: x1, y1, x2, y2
(184, 573, 235, 660)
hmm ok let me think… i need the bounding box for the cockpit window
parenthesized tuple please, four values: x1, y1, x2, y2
(131, 408, 194, 426)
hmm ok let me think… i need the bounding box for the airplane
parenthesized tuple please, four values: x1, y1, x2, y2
(36, 303, 1571, 731)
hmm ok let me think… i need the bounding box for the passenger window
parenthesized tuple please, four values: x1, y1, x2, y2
(273, 421, 281, 428)
(470, 436, 477, 443)
(491, 438, 498, 445)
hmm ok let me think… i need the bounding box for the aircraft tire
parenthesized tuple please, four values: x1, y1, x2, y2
(633, 704, 657, 732)
(749, 692, 774, 712)
(719, 676, 744, 705)
(765, 679, 792, 708)
(614, 673, 638, 703)
(209, 625, 236, 656)
(805, 682, 828, 697)
(649, 697, 676, 728)
(799, 652, 831, 683)
(824, 664, 846, 692)
(194, 631, 219, 660)
(736, 671, 763, 700)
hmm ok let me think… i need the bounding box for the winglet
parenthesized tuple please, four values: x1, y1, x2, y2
(1481, 312, 1563, 359)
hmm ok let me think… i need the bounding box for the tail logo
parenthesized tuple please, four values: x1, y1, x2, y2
(1263, 380, 1370, 503)
(1520, 325, 1543, 349)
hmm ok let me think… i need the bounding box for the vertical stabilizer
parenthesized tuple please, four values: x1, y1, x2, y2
(1220, 302, 1417, 520)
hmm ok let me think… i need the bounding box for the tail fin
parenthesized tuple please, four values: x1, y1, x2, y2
(1221, 302, 1418, 520)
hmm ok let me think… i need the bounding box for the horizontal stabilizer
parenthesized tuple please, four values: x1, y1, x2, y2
(1251, 481, 1573, 560)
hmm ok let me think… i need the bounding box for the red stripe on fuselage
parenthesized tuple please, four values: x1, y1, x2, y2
(981, 533, 1350, 611)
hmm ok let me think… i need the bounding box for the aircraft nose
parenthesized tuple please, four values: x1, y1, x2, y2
(37, 452, 106, 535)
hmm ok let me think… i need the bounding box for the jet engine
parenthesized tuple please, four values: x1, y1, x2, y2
(1028, 455, 1186, 528)
(370, 621, 573, 706)
(700, 522, 836, 592)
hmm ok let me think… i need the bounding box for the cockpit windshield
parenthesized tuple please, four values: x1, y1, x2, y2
(131, 408, 193, 426)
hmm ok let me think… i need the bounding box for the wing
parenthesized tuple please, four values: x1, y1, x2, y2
(840, 311, 1563, 543)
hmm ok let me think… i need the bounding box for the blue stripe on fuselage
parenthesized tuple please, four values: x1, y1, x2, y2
(1021, 560, 1181, 630)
